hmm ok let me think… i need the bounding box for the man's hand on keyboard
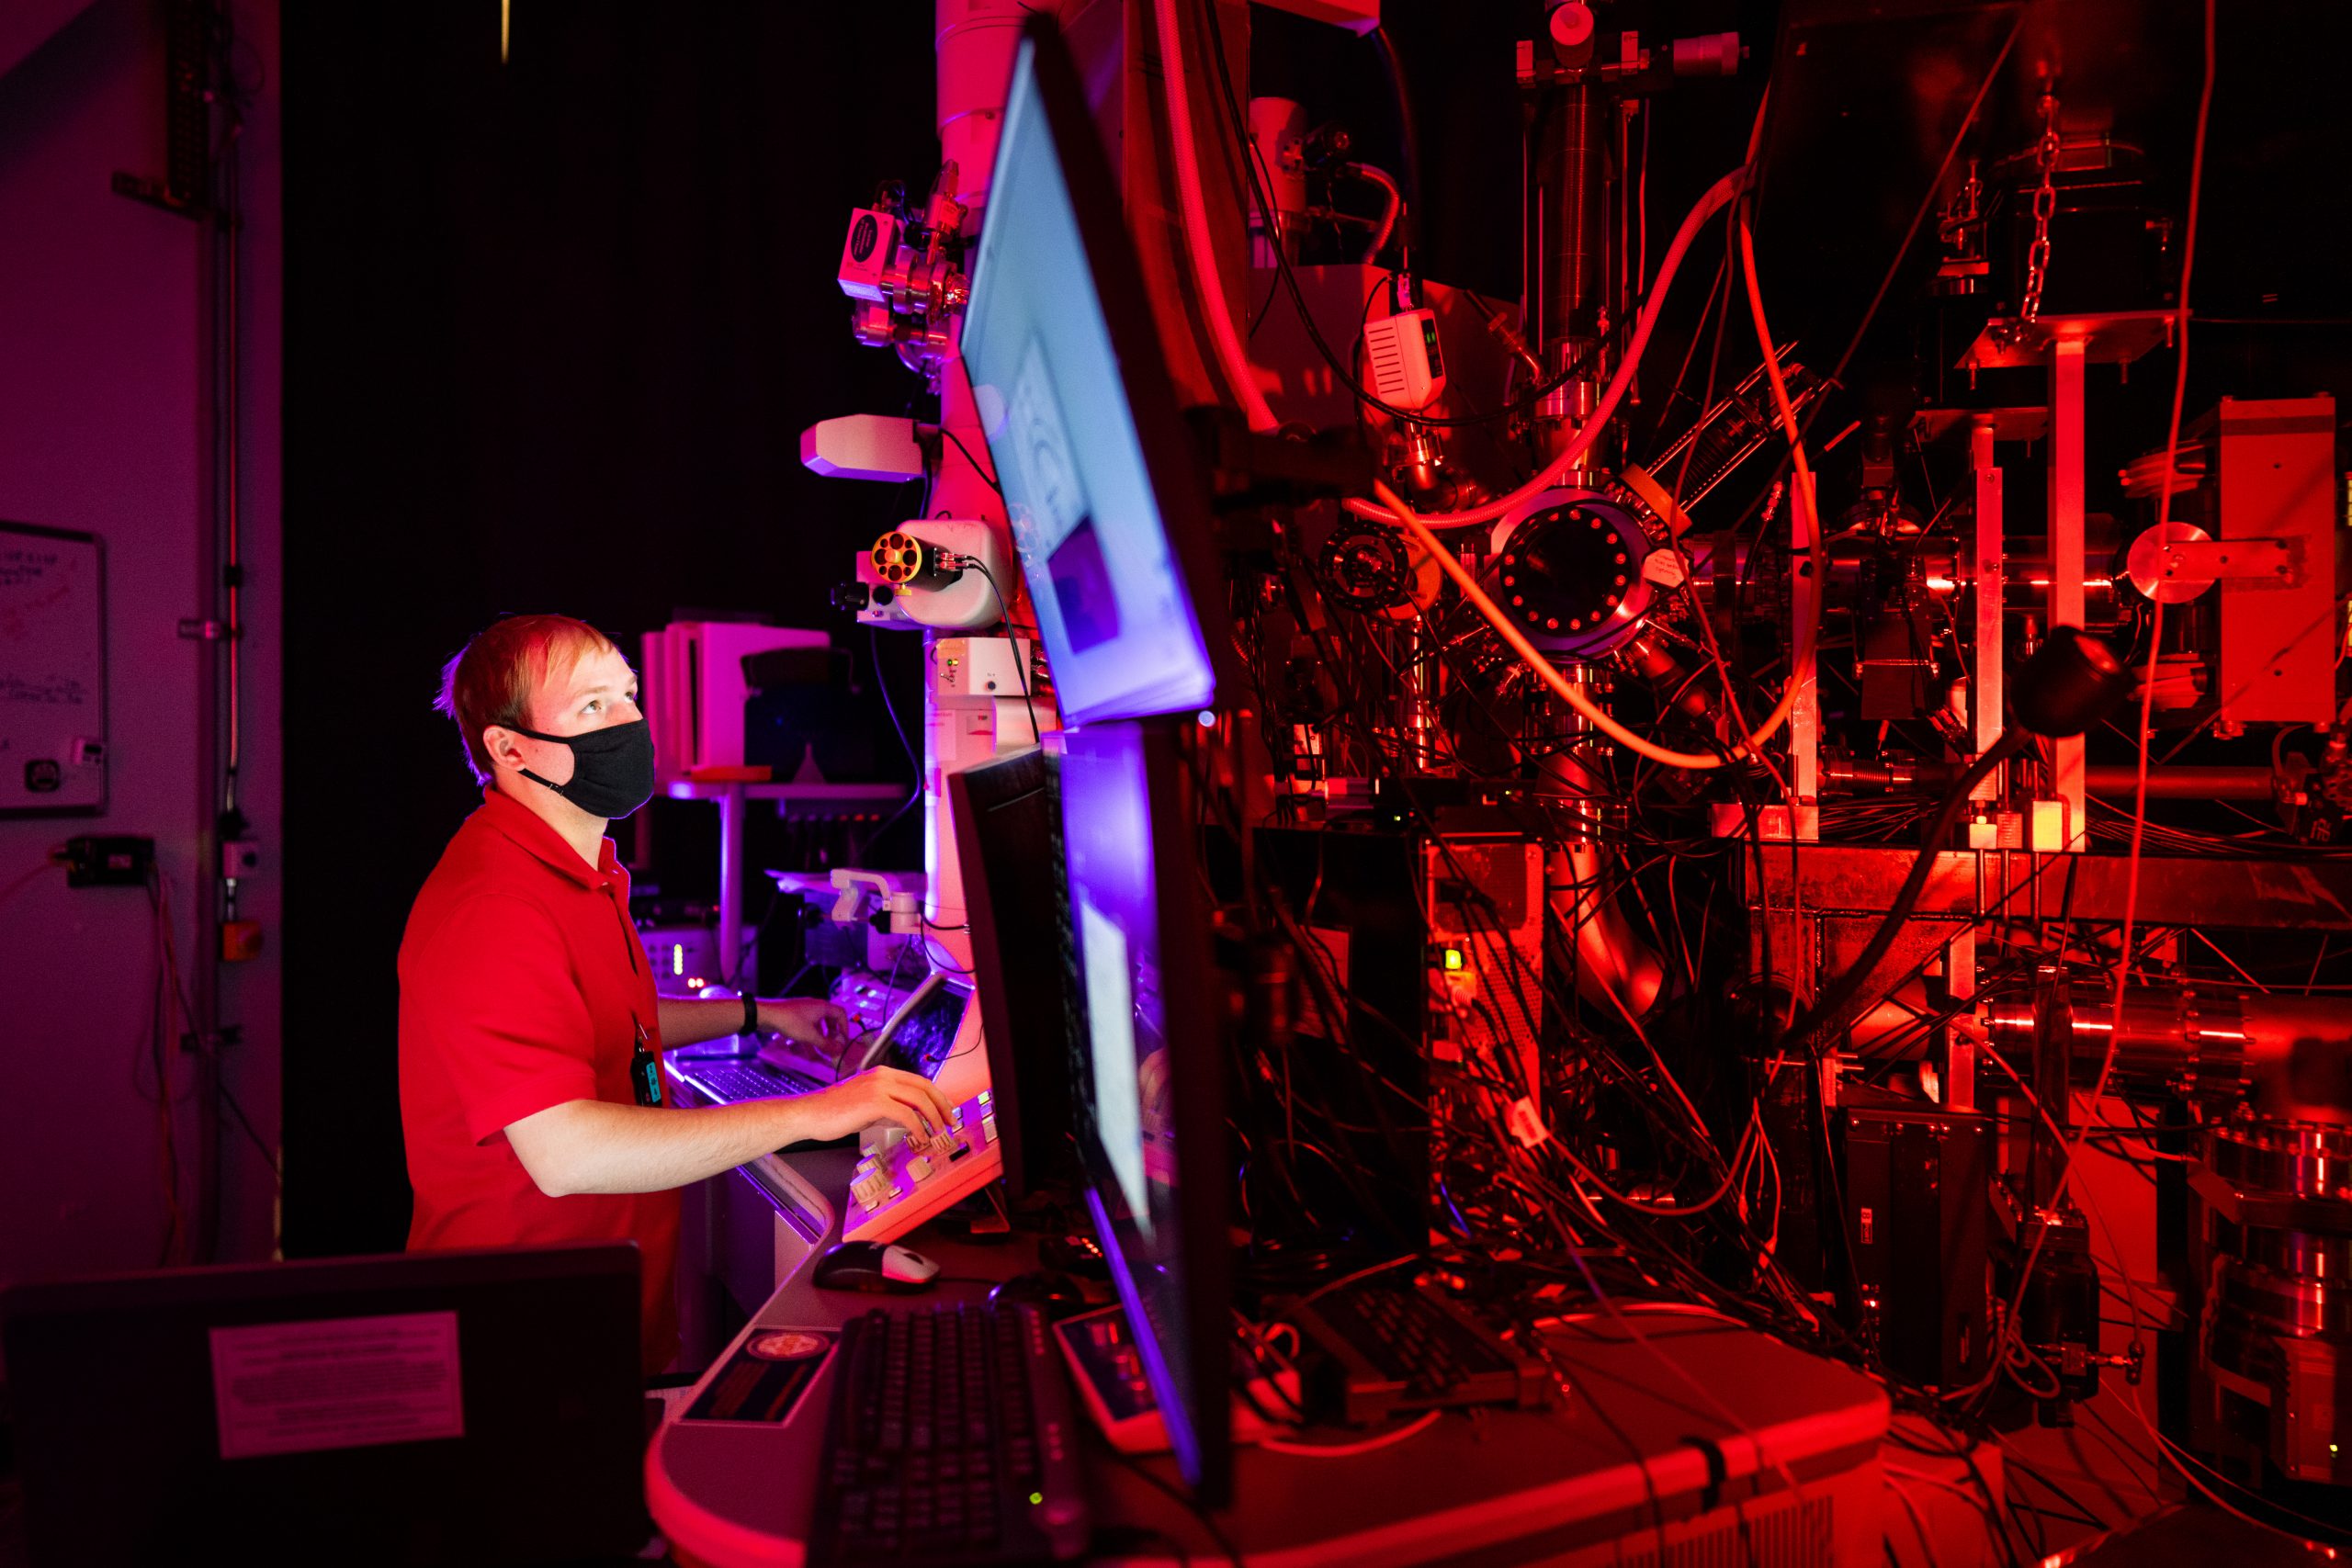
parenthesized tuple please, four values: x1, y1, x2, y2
(791, 1066, 954, 1144)
(758, 996, 850, 1049)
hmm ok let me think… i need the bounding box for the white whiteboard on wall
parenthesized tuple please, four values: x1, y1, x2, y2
(0, 522, 107, 816)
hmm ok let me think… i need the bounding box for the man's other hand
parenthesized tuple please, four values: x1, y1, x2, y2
(790, 1066, 956, 1144)
(758, 996, 850, 1048)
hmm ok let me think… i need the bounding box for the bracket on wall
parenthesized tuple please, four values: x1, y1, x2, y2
(110, 171, 205, 220)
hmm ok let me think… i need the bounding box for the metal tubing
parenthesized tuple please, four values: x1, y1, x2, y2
(1985, 983, 2352, 1119)
(1825, 760, 2274, 801)
(2240, 994, 2352, 1124)
(1542, 754, 1664, 1018)
(2083, 763, 2273, 801)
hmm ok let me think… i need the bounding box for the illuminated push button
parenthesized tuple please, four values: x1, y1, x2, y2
(976, 1089, 991, 1106)
(980, 1113, 998, 1143)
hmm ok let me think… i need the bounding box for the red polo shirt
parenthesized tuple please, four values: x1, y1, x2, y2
(399, 786, 679, 1373)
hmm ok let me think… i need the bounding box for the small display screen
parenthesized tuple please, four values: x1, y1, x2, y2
(886, 980, 968, 1077)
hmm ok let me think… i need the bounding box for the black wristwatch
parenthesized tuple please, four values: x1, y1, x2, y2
(741, 994, 760, 1037)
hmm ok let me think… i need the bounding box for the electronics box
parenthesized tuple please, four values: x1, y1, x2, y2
(642, 622, 829, 778)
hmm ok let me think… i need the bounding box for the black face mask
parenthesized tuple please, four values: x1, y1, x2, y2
(511, 718, 658, 819)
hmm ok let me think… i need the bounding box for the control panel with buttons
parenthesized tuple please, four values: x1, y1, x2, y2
(842, 1089, 1006, 1244)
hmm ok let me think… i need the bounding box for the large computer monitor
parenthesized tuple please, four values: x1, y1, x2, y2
(1057, 717, 1232, 1504)
(958, 19, 1224, 728)
(948, 744, 1077, 1198)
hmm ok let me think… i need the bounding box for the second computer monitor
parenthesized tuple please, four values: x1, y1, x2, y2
(948, 744, 1075, 1198)
(1057, 717, 1231, 1505)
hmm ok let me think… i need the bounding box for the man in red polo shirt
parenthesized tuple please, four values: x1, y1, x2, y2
(400, 613, 949, 1372)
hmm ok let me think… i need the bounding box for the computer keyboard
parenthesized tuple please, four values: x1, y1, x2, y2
(1279, 1280, 1552, 1427)
(810, 1302, 1089, 1565)
(675, 1057, 824, 1103)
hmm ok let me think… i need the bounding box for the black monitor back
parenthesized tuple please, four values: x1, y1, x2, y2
(0, 1243, 645, 1567)
(949, 744, 1077, 1198)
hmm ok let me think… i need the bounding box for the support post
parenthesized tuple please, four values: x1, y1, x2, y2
(1971, 415, 2005, 806)
(2047, 336, 2087, 849)
(717, 782, 745, 988)
(1791, 475, 1822, 840)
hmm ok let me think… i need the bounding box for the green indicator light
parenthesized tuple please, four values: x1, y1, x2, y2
(1029, 1492, 1045, 1506)
(1442, 948, 1465, 972)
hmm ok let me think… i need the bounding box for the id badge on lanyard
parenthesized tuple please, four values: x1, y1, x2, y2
(629, 1015, 662, 1108)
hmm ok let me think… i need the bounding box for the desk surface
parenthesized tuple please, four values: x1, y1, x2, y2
(649, 1151, 1892, 1568)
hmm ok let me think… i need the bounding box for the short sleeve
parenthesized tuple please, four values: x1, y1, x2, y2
(409, 892, 601, 1144)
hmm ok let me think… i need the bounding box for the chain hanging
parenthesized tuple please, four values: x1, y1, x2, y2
(2019, 89, 2062, 321)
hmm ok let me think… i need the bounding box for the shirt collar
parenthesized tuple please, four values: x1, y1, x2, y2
(476, 785, 621, 891)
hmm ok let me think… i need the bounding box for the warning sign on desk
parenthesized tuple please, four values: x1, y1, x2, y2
(209, 1310, 465, 1460)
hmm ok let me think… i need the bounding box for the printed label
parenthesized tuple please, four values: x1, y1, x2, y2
(209, 1310, 464, 1461)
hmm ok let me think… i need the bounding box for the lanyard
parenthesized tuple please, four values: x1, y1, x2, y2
(629, 1013, 662, 1108)
(600, 868, 660, 1106)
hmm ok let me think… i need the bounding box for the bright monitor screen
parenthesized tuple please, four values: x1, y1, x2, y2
(959, 30, 1217, 727)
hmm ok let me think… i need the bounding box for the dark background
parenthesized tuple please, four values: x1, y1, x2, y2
(280, 5, 945, 1256)
(281, 1, 2349, 1258)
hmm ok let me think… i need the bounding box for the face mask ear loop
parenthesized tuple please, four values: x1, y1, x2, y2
(517, 766, 569, 795)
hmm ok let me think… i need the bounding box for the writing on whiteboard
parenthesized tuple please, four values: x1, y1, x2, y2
(0, 545, 78, 642)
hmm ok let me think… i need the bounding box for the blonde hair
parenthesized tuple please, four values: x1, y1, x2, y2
(434, 614, 618, 784)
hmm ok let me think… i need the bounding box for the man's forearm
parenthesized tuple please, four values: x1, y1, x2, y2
(656, 996, 752, 1049)
(509, 1098, 809, 1196)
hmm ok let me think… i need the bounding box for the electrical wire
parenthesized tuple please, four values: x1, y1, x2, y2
(1152, 0, 1281, 433)
(935, 423, 1003, 498)
(1375, 481, 1809, 771)
(1197, 0, 1621, 436)
(1340, 163, 1402, 263)
(1981, 0, 2219, 1404)
(1107, 1448, 1248, 1567)
(1258, 1409, 1441, 1458)
(151, 870, 279, 1189)
(1340, 167, 1747, 525)
(956, 557, 1046, 745)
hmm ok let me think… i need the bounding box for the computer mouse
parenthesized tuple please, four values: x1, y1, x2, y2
(812, 1240, 939, 1293)
(989, 1269, 1089, 1319)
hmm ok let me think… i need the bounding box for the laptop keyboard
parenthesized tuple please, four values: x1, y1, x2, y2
(678, 1058, 824, 1102)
